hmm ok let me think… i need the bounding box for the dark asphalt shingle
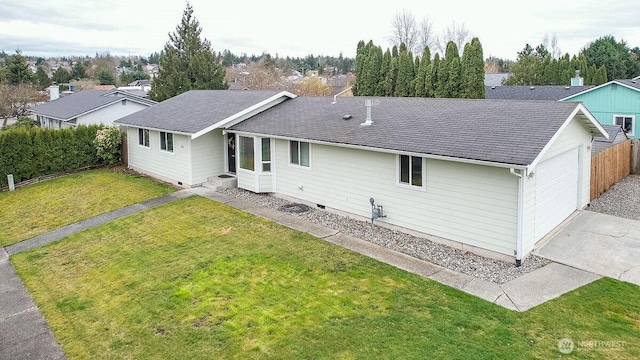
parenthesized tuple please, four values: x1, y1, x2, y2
(230, 96, 584, 166)
(485, 85, 593, 100)
(114, 90, 285, 133)
(29, 90, 155, 120)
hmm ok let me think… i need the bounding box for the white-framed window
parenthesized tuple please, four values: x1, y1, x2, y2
(121, 99, 127, 106)
(290, 140, 310, 167)
(398, 154, 425, 189)
(614, 115, 635, 135)
(261, 138, 271, 172)
(160, 131, 174, 152)
(239, 136, 255, 171)
(138, 128, 149, 147)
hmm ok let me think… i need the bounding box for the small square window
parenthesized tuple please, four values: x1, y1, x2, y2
(160, 132, 173, 152)
(290, 141, 310, 167)
(138, 128, 149, 147)
(614, 115, 634, 135)
(399, 155, 424, 188)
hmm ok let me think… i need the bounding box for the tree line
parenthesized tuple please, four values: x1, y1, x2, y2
(353, 38, 485, 99)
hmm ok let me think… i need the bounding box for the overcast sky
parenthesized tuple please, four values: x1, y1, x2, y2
(1, 0, 639, 61)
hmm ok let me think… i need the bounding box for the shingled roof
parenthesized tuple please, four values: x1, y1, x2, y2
(485, 85, 593, 101)
(115, 90, 294, 134)
(230, 96, 601, 166)
(29, 89, 155, 120)
(560, 78, 640, 100)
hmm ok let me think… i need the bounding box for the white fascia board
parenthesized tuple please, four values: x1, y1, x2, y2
(527, 104, 607, 173)
(191, 91, 297, 140)
(230, 130, 528, 171)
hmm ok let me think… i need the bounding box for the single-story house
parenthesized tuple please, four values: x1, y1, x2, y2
(561, 79, 640, 139)
(30, 89, 156, 129)
(592, 124, 628, 155)
(114, 90, 296, 186)
(117, 91, 607, 264)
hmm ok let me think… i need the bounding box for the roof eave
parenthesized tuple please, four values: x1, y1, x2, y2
(191, 91, 297, 139)
(229, 129, 528, 170)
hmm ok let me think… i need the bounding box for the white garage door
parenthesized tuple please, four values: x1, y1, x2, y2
(535, 148, 579, 241)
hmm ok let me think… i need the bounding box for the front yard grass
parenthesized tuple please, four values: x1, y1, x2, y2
(0, 168, 175, 247)
(12, 196, 640, 359)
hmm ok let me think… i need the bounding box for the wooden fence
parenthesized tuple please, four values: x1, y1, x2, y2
(590, 139, 631, 200)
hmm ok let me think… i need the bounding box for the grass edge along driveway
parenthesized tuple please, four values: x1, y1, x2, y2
(12, 196, 640, 359)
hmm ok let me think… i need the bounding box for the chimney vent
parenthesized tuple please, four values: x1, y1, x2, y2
(361, 99, 373, 126)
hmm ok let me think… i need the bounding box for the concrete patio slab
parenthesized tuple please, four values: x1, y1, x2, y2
(536, 211, 640, 286)
(500, 262, 601, 311)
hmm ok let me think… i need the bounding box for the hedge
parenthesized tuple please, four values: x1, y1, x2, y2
(0, 125, 105, 188)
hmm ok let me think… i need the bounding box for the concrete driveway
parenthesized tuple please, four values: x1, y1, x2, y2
(535, 211, 640, 286)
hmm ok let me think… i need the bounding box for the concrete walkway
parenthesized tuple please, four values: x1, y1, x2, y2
(0, 188, 611, 358)
(536, 210, 640, 286)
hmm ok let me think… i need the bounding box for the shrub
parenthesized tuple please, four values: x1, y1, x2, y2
(0, 125, 103, 188)
(94, 126, 123, 166)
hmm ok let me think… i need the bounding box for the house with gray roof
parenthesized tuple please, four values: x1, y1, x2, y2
(116, 90, 606, 264)
(485, 85, 593, 101)
(29, 89, 156, 129)
(592, 124, 629, 155)
(114, 90, 296, 187)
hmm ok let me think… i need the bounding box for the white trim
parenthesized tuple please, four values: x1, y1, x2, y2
(509, 168, 525, 263)
(260, 137, 272, 174)
(238, 135, 256, 171)
(187, 136, 193, 186)
(191, 91, 297, 139)
(233, 130, 528, 171)
(288, 140, 312, 170)
(395, 154, 427, 191)
(613, 114, 635, 136)
(560, 79, 640, 101)
(528, 104, 608, 173)
(137, 128, 150, 148)
(129, 124, 192, 137)
(159, 131, 175, 154)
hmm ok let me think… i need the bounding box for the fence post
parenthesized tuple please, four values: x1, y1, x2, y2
(7, 174, 15, 191)
(632, 139, 640, 175)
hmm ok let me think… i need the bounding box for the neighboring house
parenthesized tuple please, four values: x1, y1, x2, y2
(592, 124, 629, 155)
(114, 90, 296, 186)
(117, 91, 606, 264)
(29, 89, 156, 129)
(561, 79, 640, 139)
(485, 85, 593, 100)
(484, 73, 510, 87)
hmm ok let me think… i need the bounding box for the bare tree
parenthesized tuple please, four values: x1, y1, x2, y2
(0, 84, 46, 128)
(551, 33, 562, 58)
(387, 10, 418, 52)
(417, 17, 437, 52)
(441, 21, 472, 54)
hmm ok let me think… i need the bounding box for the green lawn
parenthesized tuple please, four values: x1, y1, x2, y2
(11, 196, 640, 359)
(0, 169, 175, 247)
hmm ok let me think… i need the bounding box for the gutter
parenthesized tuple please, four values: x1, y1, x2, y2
(509, 168, 525, 267)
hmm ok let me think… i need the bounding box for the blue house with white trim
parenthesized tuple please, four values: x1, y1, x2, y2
(561, 79, 640, 139)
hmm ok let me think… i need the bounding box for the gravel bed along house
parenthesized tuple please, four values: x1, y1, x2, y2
(217, 188, 549, 284)
(587, 174, 640, 220)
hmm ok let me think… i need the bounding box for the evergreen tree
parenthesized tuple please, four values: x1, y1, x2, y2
(414, 46, 431, 97)
(96, 68, 116, 85)
(383, 57, 398, 96)
(361, 43, 382, 96)
(5, 50, 32, 85)
(428, 53, 440, 98)
(394, 50, 415, 97)
(593, 65, 608, 85)
(446, 57, 462, 98)
(461, 38, 484, 99)
(376, 49, 391, 96)
(585, 64, 596, 85)
(582, 35, 640, 81)
(353, 40, 367, 96)
(70, 62, 87, 80)
(149, 3, 227, 101)
(52, 67, 71, 84)
(35, 66, 51, 90)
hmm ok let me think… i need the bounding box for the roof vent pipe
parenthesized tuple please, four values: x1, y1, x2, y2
(361, 99, 373, 126)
